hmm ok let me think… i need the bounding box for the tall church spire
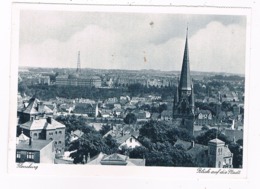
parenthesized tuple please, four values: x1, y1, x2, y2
(172, 27, 195, 135)
(179, 27, 192, 91)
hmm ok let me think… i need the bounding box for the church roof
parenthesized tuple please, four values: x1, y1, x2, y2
(179, 28, 192, 91)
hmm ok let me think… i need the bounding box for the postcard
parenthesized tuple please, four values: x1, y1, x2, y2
(8, 2, 251, 180)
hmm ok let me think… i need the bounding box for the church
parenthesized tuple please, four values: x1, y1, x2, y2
(173, 27, 195, 134)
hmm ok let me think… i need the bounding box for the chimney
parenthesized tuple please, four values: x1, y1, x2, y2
(29, 137, 32, 146)
(38, 101, 44, 113)
(191, 141, 195, 148)
(47, 117, 52, 124)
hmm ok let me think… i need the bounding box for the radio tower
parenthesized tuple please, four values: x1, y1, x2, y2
(76, 51, 81, 74)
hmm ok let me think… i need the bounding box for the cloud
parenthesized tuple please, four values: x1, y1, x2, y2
(19, 13, 246, 74)
(189, 21, 246, 74)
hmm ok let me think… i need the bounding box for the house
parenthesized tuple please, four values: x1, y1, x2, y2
(105, 97, 118, 104)
(174, 138, 233, 168)
(195, 109, 213, 126)
(86, 152, 145, 166)
(117, 134, 142, 150)
(161, 110, 173, 121)
(131, 109, 146, 120)
(113, 108, 124, 118)
(19, 117, 66, 155)
(73, 103, 96, 117)
(16, 139, 55, 163)
(16, 130, 30, 144)
(208, 138, 233, 168)
(100, 109, 113, 118)
(17, 97, 53, 124)
(70, 130, 84, 142)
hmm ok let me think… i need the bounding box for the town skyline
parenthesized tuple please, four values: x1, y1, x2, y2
(19, 11, 246, 74)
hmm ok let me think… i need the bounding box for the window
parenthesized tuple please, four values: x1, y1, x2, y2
(55, 131, 57, 134)
(59, 131, 62, 134)
(49, 132, 53, 136)
(58, 141, 61, 144)
(16, 151, 21, 159)
(55, 141, 57, 145)
(130, 138, 132, 143)
(33, 133, 37, 137)
(27, 152, 34, 161)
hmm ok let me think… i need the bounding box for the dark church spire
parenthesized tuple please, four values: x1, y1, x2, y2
(179, 27, 192, 91)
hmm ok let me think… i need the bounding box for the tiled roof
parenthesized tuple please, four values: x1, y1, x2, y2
(72, 130, 84, 138)
(161, 110, 172, 117)
(87, 152, 105, 165)
(128, 158, 145, 166)
(196, 109, 212, 115)
(16, 139, 52, 151)
(20, 119, 48, 130)
(20, 118, 65, 131)
(23, 98, 40, 114)
(18, 132, 30, 142)
(222, 146, 233, 157)
(21, 98, 53, 115)
(115, 134, 136, 144)
(209, 138, 225, 144)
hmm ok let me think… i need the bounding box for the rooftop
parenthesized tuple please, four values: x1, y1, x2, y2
(16, 139, 52, 151)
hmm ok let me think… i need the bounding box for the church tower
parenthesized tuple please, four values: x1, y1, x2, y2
(76, 51, 81, 74)
(173, 27, 195, 132)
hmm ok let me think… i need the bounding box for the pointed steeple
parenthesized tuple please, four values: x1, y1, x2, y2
(179, 27, 192, 91)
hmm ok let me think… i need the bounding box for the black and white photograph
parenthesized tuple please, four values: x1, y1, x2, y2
(7, 3, 251, 179)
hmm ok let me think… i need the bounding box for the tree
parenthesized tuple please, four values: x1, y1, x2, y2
(138, 120, 169, 143)
(18, 81, 28, 96)
(159, 103, 168, 113)
(123, 113, 137, 125)
(129, 146, 148, 159)
(201, 125, 209, 131)
(69, 132, 108, 164)
(103, 134, 119, 154)
(196, 128, 231, 146)
(139, 120, 194, 144)
(236, 139, 243, 146)
(99, 124, 111, 136)
(229, 142, 243, 168)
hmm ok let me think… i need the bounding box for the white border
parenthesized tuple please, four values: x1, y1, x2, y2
(2, 1, 259, 188)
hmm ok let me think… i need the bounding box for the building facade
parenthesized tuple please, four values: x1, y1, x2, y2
(208, 138, 233, 168)
(16, 139, 55, 163)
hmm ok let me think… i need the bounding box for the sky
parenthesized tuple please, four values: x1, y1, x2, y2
(19, 10, 247, 74)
